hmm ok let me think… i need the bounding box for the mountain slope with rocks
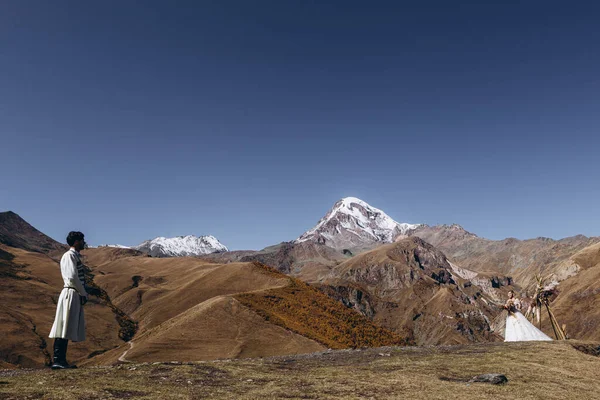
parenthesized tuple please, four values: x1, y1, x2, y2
(319, 237, 515, 345)
(200, 241, 348, 283)
(543, 242, 600, 341)
(411, 224, 600, 288)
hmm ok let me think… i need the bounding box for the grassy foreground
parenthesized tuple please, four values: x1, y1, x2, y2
(1, 341, 599, 400)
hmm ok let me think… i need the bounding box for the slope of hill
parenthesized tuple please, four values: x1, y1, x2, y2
(201, 241, 347, 282)
(80, 251, 405, 365)
(82, 246, 145, 267)
(319, 237, 512, 345)
(0, 211, 66, 254)
(0, 224, 406, 370)
(0, 245, 124, 368)
(412, 224, 600, 288)
(544, 242, 600, 341)
(235, 265, 408, 349)
(93, 295, 326, 364)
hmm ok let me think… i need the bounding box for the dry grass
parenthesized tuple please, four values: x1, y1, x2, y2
(1, 341, 599, 399)
(235, 264, 408, 349)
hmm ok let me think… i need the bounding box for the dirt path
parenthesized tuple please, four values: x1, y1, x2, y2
(117, 341, 134, 363)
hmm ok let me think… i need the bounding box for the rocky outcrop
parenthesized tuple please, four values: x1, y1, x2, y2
(321, 237, 506, 345)
(318, 284, 376, 319)
(469, 374, 508, 385)
(411, 224, 600, 290)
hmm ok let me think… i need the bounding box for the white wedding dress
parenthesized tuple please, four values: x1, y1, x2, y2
(504, 300, 552, 342)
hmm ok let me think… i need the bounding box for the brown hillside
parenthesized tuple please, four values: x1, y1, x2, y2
(90, 295, 326, 364)
(84, 253, 290, 333)
(1, 244, 406, 368)
(235, 267, 408, 349)
(83, 246, 145, 267)
(202, 241, 347, 283)
(412, 225, 600, 289)
(0, 245, 124, 368)
(542, 242, 600, 341)
(83, 252, 405, 365)
(320, 237, 510, 345)
(409, 226, 600, 340)
(0, 211, 66, 255)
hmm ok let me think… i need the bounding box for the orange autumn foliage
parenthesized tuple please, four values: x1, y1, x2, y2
(235, 262, 409, 349)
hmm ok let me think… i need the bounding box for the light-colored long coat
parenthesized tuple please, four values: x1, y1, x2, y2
(49, 248, 88, 342)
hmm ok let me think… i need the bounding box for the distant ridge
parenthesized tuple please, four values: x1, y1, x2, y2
(0, 211, 66, 254)
(133, 235, 228, 257)
(411, 224, 600, 287)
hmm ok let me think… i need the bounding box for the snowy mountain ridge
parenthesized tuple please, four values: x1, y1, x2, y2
(97, 244, 131, 249)
(133, 235, 228, 257)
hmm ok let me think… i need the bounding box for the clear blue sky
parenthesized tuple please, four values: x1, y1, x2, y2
(1, 1, 599, 250)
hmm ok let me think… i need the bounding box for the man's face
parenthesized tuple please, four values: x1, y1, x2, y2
(74, 238, 86, 251)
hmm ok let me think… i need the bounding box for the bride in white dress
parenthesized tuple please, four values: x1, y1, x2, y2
(504, 290, 552, 342)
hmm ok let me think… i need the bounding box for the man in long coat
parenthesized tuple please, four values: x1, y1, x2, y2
(49, 231, 89, 369)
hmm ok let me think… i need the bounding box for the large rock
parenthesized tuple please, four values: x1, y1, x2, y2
(469, 373, 508, 384)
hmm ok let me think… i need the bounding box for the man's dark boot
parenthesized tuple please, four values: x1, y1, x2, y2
(51, 339, 76, 369)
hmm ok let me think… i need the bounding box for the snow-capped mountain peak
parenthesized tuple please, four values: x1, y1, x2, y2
(133, 235, 228, 257)
(97, 244, 131, 249)
(295, 197, 420, 250)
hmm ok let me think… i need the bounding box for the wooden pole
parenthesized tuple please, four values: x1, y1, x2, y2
(535, 276, 543, 329)
(531, 273, 566, 340)
(545, 302, 566, 340)
(544, 301, 560, 340)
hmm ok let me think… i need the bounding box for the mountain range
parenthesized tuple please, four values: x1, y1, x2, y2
(1, 197, 599, 368)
